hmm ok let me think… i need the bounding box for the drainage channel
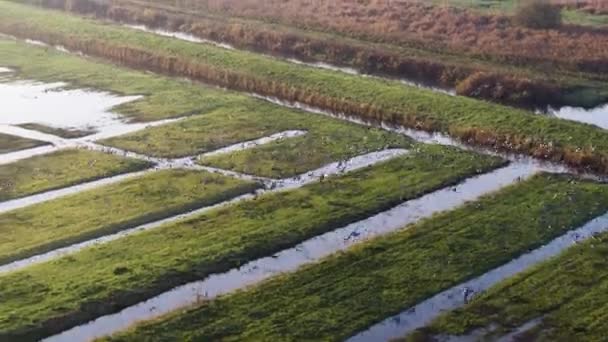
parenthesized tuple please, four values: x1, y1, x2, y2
(347, 213, 608, 342)
(43, 161, 536, 342)
(0, 149, 408, 274)
(0, 129, 307, 213)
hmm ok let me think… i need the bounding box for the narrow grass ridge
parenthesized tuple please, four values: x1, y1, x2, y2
(1, 1, 608, 172)
(0, 132, 47, 154)
(0, 169, 258, 266)
(405, 232, 608, 341)
(0, 146, 502, 341)
(0, 148, 150, 202)
(102, 174, 608, 342)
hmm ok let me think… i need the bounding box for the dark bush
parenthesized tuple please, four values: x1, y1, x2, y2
(514, 0, 562, 29)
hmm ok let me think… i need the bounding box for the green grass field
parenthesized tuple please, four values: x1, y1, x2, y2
(0, 146, 503, 341)
(408, 232, 608, 341)
(103, 174, 608, 341)
(104, 100, 411, 178)
(1, 2, 608, 172)
(0, 149, 150, 201)
(0, 132, 47, 153)
(0, 169, 258, 265)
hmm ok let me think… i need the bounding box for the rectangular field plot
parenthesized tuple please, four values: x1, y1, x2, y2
(102, 174, 608, 342)
(407, 233, 608, 341)
(0, 132, 47, 154)
(0, 149, 150, 201)
(105, 98, 411, 178)
(0, 169, 258, 265)
(0, 145, 503, 340)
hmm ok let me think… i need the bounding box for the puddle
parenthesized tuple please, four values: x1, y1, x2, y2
(347, 213, 608, 342)
(42, 162, 537, 342)
(201, 130, 307, 157)
(545, 104, 608, 130)
(0, 149, 408, 274)
(0, 79, 141, 136)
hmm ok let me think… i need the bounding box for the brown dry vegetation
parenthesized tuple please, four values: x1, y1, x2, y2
(158, 0, 608, 74)
(20, 0, 588, 109)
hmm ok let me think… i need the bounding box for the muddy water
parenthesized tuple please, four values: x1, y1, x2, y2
(546, 104, 608, 130)
(0, 149, 407, 274)
(43, 162, 538, 342)
(347, 213, 608, 342)
(0, 79, 141, 136)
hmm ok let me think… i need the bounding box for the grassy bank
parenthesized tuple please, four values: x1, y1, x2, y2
(18, 123, 94, 138)
(406, 233, 608, 341)
(103, 174, 608, 341)
(0, 148, 150, 202)
(104, 101, 411, 178)
(0, 132, 47, 153)
(0, 146, 503, 341)
(0, 169, 258, 265)
(2, 2, 608, 173)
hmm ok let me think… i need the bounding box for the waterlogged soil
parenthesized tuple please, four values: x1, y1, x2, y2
(0, 132, 47, 153)
(0, 78, 140, 135)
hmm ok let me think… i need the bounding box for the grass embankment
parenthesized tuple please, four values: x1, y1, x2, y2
(103, 173, 608, 342)
(0, 146, 503, 341)
(0, 169, 258, 266)
(0, 132, 47, 153)
(18, 123, 94, 138)
(407, 234, 608, 341)
(18, 0, 607, 109)
(2, 3, 608, 173)
(104, 100, 411, 178)
(0, 149, 150, 202)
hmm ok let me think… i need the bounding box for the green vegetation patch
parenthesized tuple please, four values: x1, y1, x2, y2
(0, 148, 150, 202)
(104, 174, 608, 342)
(0, 132, 47, 153)
(196, 104, 409, 178)
(104, 100, 410, 169)
(0, 145, 503, 341)
(0, 169, 258, 265)
(404, 233, 608, 341)
(1, 3, 608, 172)
(18, 123, 94, 139)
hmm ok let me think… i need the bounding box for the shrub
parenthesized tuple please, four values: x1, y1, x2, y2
(514, 0, 562, 29)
